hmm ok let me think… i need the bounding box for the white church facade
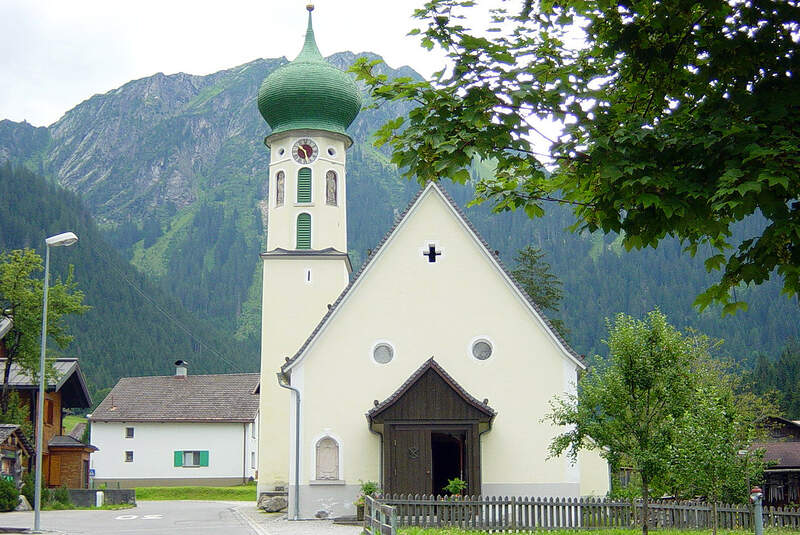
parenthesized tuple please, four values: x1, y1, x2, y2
(256, 6, 609, 520)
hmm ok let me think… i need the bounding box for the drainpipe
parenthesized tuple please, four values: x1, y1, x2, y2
(277, 372, 300, 520)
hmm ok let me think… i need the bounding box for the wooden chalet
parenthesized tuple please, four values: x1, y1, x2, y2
(755, 416, 800, 506)
(0, 357, 96, 488)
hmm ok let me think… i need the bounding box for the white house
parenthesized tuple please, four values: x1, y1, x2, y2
(89, 361, 259, 487)
(255, 6, 610, 520)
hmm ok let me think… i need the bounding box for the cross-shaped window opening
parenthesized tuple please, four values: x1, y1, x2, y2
(423, 244, 441, 263)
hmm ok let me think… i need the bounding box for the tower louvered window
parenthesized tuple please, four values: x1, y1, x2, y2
(296, 213, 311, 249)
(297, 168, 312, 203)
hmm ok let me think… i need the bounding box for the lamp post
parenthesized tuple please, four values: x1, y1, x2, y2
(34, 232, 78, 532)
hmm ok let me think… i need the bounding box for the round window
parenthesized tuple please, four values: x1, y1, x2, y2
(373, 343, 394, 364)
(278, 148, 285, 156)
(472, 339, 493, 360)
(327, 147, 336, 157)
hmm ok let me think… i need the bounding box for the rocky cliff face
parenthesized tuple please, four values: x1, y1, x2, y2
(0, 53, 416, 340)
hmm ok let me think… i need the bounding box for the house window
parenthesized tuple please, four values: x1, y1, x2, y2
(125, 451, 134, 463)
(315, 437, 339, 480)
(296, 213, 311, 249)
(250, 422, 256, 439)
(45, 400, 54, 426)
(297, 168, 312, 203)
(125, 427, 134, 438)
(174, 450, 209, 467)
(251, 452, 256, 469)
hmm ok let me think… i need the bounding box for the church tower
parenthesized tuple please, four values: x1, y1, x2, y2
(256, 5, 361, 495)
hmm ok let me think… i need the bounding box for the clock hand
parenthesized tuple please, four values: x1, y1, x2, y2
(299, 146, 308, 159)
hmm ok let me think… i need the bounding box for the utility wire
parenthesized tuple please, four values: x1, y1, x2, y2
(87, 242, 246, 373)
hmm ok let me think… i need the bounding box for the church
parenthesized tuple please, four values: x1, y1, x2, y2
(256, 6, 609, 520)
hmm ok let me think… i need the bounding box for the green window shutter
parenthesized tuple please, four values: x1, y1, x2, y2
(296, 213, 311, 249)
(297, 168, 312, 203)
(199, 450, 209, 467)
(174, 451, 183, 467)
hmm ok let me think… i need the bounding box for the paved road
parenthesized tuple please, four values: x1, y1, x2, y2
(0, 500, 262, 535)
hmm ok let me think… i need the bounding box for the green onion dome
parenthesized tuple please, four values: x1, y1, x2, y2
(257, 6, 362, 140)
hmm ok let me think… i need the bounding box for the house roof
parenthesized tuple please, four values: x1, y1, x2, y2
(0, 424, 33, 455)
(90, 373, 260, 423)
(0, 317, 11, 340)
(756, 441, 800, 469)
(367, 358, 496, 420)
(0, 358, 91, 408)
(68, 422, 86, 441)
(281, 182, 584, 374)
(48, 435, 97, 451)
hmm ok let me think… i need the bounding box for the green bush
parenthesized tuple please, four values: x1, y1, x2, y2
(21, 473, 50, 507)
(50, 486, 71, 506)
(0, 479, 19, 511)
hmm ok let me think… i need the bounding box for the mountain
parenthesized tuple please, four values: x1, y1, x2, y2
(0, 163, 258, 401)
(0, 52, 796, 377)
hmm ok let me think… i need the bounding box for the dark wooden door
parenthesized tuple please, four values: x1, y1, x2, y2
(390, 428, 431, 494)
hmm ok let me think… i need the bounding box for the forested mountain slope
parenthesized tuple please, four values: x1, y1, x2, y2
(0, 164, 257, 399)
(0, 52, 796, 378)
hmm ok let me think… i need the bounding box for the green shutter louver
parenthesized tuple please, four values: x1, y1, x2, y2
(199, 450, 209, 467)
(296, 213, 311, 249)
(297, 168, 312, 203)
(174, 451, 183, 467)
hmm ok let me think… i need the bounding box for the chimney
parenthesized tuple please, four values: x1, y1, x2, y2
(174, 360, 189, 377)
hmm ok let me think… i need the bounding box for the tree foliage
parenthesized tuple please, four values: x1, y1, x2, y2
(664, 347, 773, 522)
(0, 248, 88, 412)
(548, 311, 772, 534)
(352, 0, 800, 313)
(511, 245, 567, 336)
(548, 309, 695, 534)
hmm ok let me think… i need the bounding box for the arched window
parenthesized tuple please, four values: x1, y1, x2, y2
(315, 436, 339, 480)
(296, 213, 311, 249)
(325, 170, 337, 206)
(297, 168, 312, 203)
(275, 171, 285, 207)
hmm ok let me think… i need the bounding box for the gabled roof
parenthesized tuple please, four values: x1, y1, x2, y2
(0, 424, 33, 456)
(281, 182, 584, 374)
(0, 358, 91, 409)
(90, 373, 260, 423)
(368, 358, 496, 421)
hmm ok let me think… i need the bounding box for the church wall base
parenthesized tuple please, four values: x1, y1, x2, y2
(481, 482, 580, 498)
(291, 483, 360, 520)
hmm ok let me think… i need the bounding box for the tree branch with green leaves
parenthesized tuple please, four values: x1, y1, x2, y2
(351, 0, 800, 314)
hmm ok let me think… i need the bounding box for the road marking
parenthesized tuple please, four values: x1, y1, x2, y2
(115, 514, 138, 520)
(143, 514, 163, 519)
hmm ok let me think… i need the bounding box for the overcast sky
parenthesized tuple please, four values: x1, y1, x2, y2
(0, 0, 448, 127)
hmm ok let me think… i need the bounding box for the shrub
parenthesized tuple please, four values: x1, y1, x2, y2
(21, 473, 49, 507)
(50, 486, 71, 506)
(0, 479, 19, 511)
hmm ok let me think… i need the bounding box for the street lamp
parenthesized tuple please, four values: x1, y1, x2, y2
(34, 232, 78, 532)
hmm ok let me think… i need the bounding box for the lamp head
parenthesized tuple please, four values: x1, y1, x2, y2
(45, 232, 78, 247)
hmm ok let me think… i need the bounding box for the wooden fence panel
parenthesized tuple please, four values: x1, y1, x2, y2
(375, 494, 800, 532)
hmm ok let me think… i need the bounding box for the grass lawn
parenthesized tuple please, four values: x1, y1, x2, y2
(134, 485, 257, 501)
(62, 415, 87, 434)
(399, 530, 792, 535)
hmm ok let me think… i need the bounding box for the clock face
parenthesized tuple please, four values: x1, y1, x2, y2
(292, 138, 318, 164)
